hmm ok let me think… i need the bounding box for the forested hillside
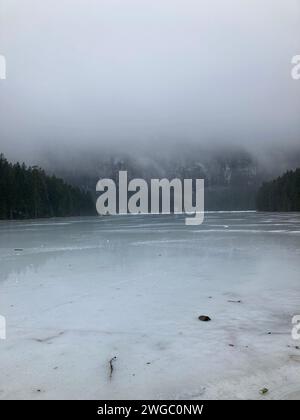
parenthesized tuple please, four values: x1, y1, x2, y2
(256, 169, 300, 211)
(0, 154, 96, 219)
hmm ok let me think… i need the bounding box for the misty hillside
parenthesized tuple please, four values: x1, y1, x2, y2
(39, 147, 300, 211)
(6, 146, 300, 213)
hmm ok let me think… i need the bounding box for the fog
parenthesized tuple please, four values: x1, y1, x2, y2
(0, 0, 300, 165)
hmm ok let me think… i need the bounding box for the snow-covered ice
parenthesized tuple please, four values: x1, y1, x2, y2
(1, 212, 300, 400)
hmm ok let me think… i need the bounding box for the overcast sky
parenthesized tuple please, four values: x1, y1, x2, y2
(0, 0, 300, 162)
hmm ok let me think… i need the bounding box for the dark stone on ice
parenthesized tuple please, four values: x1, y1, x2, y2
(198, 315, 211, 322)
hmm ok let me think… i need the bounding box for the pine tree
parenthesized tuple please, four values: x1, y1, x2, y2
(256, 169, 300, 211)
(0, 154, 96, 219)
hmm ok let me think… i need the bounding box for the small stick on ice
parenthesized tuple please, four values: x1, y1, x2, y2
(109, 356, 117, 380)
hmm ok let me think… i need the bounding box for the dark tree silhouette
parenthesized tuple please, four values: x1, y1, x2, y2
(256, 169, 300, 211)
(0, 154, 96, 219)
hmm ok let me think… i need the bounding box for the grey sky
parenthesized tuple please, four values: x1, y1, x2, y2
(0, 0, 300, 162)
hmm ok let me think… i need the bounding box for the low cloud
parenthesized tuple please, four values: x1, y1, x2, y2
(0, 0, 299, 164)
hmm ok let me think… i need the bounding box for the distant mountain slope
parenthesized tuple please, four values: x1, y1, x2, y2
(45, 149, 262, 211)
(12, 146, 300, 212)
(256, 169, 300, 211)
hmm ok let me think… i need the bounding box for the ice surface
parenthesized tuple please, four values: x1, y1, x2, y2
(1, 212, 300, 400)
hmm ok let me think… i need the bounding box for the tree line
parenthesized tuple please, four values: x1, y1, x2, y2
(0, 154, 96, 219)
(256, 168, 300, 211)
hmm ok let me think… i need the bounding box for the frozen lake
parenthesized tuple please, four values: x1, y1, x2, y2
(1, 212, 300, 400)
